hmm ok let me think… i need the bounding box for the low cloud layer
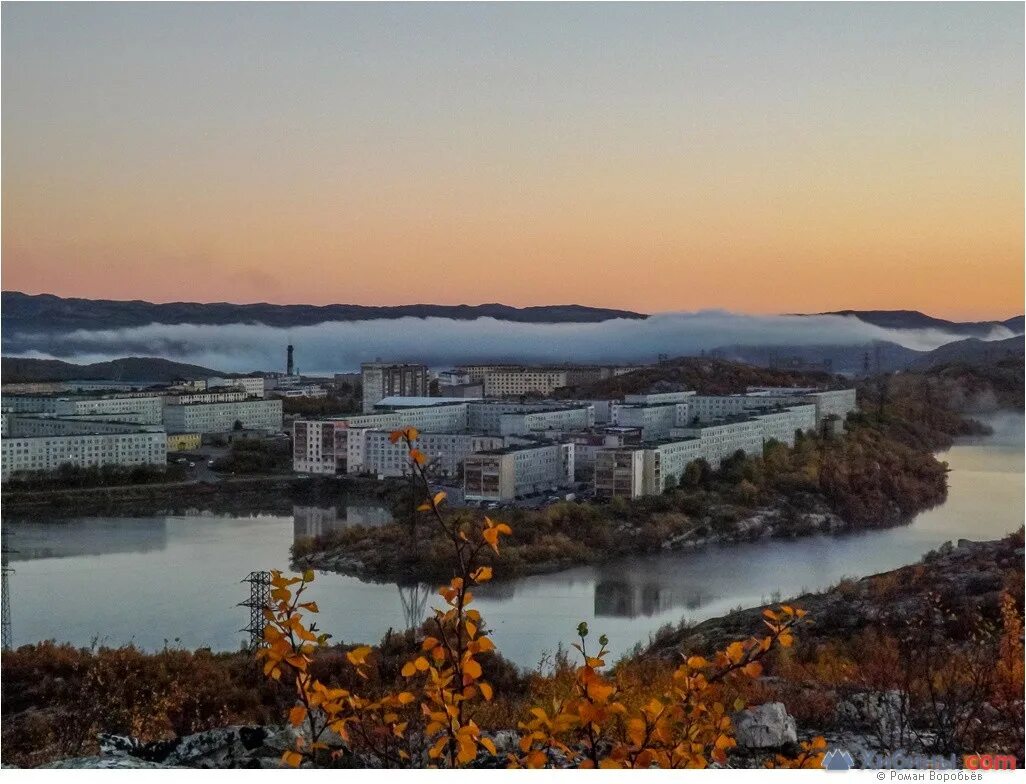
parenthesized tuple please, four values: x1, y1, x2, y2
(7, 311, 1019, 374)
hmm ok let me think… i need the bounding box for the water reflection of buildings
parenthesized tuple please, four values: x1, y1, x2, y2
(292, 503, 393, 540)
(593, 571, 710, 619)
(2, 518, 168, 561)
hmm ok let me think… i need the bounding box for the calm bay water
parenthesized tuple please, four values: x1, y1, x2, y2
(3, 414, 1022, 669)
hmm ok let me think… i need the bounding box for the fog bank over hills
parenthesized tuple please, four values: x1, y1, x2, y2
(2, 293, 1020, 376)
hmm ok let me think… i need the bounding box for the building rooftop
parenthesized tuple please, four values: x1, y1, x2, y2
(375, 396, 474, 408)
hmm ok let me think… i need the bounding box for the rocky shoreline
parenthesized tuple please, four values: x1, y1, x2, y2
(293, 498, 893, 584)
(1, 474, 401, 519)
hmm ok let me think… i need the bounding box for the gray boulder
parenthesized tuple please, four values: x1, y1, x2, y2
(42, 756, 171, 769)
(732, 702, 798, 749)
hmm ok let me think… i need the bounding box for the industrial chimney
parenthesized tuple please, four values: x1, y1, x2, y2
(286, 344, 295, 376)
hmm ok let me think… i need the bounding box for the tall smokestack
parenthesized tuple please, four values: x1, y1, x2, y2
(287, 344, 294, 376)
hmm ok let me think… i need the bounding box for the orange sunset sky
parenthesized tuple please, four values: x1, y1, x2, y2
(2, 3, 1023, 319)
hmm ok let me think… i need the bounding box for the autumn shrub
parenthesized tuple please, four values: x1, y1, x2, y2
(0, 642, 281, 767)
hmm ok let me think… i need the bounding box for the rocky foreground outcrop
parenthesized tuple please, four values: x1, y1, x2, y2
(35, 706, 810, 769)
(646, 533, 1024, 658)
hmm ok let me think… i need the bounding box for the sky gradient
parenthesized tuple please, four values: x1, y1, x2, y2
(2, 3, 1023, 319)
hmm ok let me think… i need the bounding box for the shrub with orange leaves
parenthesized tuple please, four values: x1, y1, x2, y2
(514, 606, 818, 769)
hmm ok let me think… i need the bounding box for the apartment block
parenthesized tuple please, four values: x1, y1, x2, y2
(464, 442, 575, 502)
(670, 417, 764, 465)
(292, 420, 349, 474)
(623, 391, 696, 406)
(206, 376, 266, 397)
(749, 405, 818, 447)
(1, 426, 168, 480)
(498, 406, 595, 436)
(356, 430, 504, 478)
(566, 427, 642, 477)
(595, 438, 704, 498)
(745, 387, 858, 426)
(337, 402, 470, 434)
(594, 448, 646, 499)
(163, 390, 248, 406)
(361, 363, 429, 412)
(482, 369, 569, 398)
(52, 395, 165, 425)
(610, 402, 690, 440)
(163, 399, 283, 434)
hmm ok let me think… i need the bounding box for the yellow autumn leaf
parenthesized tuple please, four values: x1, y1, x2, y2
(288, 705, 307, 726)
(346, 645, 372, 666)
(463, 657, 482, 680)
(471, 566, 493, 583)
(726, 641, 746, 664)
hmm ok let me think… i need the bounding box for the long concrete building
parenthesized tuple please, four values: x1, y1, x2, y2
(597, 403, 823, 499)
(163, 399, 283, 434)
(463, 442, 575, 502)
(1, 420, 167, 480)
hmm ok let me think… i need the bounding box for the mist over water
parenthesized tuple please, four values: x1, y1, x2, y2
(7, 311, 1018, 373)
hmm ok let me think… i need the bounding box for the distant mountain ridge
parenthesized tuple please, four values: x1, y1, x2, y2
(810, 309, 1023, 337)
(1, 356, 223, 383)
(1, 292, 647, 334)
(908, 335, 1024, 370)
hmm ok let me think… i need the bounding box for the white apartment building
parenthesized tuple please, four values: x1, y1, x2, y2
(594, 448, 646, 499)
(610, 403, 690, 440)
(623, 391, 696, 406)
(206, 376, 266, 397)
(163, 390, 248, 406)
(750, 405, 818, 447)
(464, 442, 575, 502)
(357, 431, 504, 478)
(1, 426, 167, 480)
(482, 369, 569, 398)
(276, 386, 328, 399)
(163, 399, 282, 434)
(595, 438, 705, 498)
(4, 415, 158, 438)
(498, 406, 595, 436)
(670, 417, 765, 465)
(457, 365, 521, 384)
(361, 363, 429, 412)
(566, 428, 643, 477)
(745, 387, 858, 426)
(805, 389, 859, 425)
(1, 395, 62, 413)
(292, 403, 471, 474)
(338, 403, 470, 434)
(292, 416, 506, 478)
(292, 420, 345, 474)
(53, 395, 164, 425)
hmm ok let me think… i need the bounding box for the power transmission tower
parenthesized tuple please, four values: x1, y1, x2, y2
(239, 571, 271, 649)
(1, 540, 16, 651)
